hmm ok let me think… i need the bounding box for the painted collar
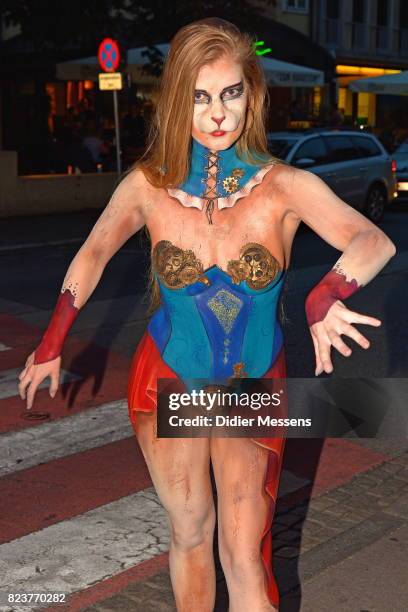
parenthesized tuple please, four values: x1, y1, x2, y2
(167, 137, 274, 211)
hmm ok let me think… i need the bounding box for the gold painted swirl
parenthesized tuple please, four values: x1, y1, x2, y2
(226, 242, 281, 289)
(152, 240, 210, 289)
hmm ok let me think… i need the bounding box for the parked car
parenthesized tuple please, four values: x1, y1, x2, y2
(391, 139, 408, 198)
(267, 129, 397, 223)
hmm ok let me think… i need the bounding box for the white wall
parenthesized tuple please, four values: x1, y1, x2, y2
(0, 151, 118, 217)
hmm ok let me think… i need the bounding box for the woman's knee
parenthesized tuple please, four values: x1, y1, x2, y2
(170, 502, 216, 553)
(219, 535, 264, 577)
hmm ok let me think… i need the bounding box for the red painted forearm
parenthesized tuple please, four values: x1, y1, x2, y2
(305, 269, 361, 327)
(33, 289, 79, 364)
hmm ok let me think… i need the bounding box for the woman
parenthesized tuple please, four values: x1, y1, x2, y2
(19, 18, 396, 612)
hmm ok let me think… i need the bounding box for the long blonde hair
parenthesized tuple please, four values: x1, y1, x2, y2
(134, 18, 287, 315)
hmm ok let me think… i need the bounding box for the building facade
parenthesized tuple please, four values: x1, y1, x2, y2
(310, 0, 408, 131)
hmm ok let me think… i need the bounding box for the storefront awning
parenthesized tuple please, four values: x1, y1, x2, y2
(349, 71, 408, 95)
(261, 57, 323, 87)
(56, 44, 324, 88)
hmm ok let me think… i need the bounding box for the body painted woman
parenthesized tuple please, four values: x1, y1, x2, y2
(19, 18, 396, 612)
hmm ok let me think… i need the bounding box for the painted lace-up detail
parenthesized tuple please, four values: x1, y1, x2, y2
(202, 150, 220, 225)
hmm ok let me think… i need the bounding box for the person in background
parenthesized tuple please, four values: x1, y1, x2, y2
(82, 118, 110, 166)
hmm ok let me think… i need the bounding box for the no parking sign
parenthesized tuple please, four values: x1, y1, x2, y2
(97, 38, 122, 175)
(98, 38, 120, 72)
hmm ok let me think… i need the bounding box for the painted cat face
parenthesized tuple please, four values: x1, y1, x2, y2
(192, 55, 248, 151)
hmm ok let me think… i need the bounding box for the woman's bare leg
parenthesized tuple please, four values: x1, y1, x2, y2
(132, 412, 216, 612)
(210, 436, 279, 612)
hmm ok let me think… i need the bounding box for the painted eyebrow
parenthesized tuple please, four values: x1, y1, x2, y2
(194, 81, 244, 95)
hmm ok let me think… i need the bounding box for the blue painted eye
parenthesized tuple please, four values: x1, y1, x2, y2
(222, 86, 244, 101)
(194, 92, 210, 104)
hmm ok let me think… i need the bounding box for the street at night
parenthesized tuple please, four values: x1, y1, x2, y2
(2, 2, 408, 610)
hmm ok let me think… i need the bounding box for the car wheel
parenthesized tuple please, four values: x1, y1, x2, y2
(364, 184, 386, 223)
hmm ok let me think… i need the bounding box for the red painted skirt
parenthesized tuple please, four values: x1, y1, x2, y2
(127, 330, 286, 608)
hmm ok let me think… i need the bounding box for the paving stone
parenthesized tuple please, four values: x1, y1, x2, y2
(274, 545, 298, 559)
(380, 462, 406, 474)
(84, 594, 139, 611)
(320, 505, 348, 518)
(274, 511, 303, 527)
(382, 493, 408, 519)
(308, 496, 335, 511)
(323, 489, 353, 503)
(303, 509, 326, 523)
(274, 529, 301, 544)
(272, 523, 292, 536)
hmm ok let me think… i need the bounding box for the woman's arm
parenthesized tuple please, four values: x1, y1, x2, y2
(280, 166, 396, 375)
(19, 168, 147, 407)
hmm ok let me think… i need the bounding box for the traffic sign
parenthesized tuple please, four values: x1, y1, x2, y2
(98, 38, 120, 73)
(99, 73, 123, 90)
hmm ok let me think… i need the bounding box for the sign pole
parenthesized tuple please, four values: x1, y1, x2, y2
(97, 37, 122, 177)
(113, 90, 121, 175)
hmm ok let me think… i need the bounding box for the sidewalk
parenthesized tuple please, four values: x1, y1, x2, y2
(77, 445, 408, 612)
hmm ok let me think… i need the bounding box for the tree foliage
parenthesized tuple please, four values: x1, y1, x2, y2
(0, 0, 276, 55)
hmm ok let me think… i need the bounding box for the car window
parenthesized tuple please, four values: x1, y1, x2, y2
(268, 138, 298, 158)
(291, 137, 328, 165)
(323, 135, 361, 162)
(350, 136, 382, 157)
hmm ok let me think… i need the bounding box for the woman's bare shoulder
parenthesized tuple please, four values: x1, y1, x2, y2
(112, 165, 161, 214)
(263, 161, 296, 195)
(118, 165, 155, 194)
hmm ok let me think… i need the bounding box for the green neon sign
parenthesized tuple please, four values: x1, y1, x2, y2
(253, 40, 272, 56)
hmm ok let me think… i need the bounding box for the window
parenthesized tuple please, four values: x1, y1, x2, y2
(284, 0, 309, 13)
(350, 136, 382, 157)
(292, 137, 328, 165)
(353, 0, 366, 23)
(377, 0, 389, 26)
(326, 0, 339, 19)
(324, 135, 361, 162)
(268, 138, 299, 159)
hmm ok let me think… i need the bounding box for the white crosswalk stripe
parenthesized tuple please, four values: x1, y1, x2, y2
(0, 487, 169, 611)
(0, 399, 132, 476)
(0, 368, 82, 400)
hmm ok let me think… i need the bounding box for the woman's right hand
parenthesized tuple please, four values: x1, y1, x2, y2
(18, 351, 61, 410)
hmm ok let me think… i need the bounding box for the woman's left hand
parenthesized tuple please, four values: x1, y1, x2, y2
(309, 300, 382, 375)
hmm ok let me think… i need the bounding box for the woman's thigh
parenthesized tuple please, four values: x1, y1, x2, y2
(132, 412, 214, 535)
(210, 436, 271, 554)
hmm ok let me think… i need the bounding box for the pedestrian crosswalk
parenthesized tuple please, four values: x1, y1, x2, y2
(0, 399, 131, 477)
(0, 314, 388, 611)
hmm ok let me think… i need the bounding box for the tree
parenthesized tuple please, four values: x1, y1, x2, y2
(0, 0, 276, 57)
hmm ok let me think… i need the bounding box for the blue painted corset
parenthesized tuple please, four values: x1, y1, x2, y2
(148, 241, 286, 383)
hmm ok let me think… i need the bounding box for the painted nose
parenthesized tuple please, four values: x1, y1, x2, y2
(211, 116, 225, 128)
